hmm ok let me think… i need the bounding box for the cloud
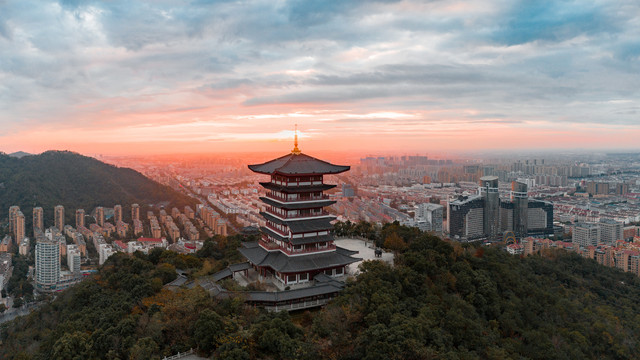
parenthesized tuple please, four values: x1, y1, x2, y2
(0, 0, 639, 153)
(491, 0, 620, 45)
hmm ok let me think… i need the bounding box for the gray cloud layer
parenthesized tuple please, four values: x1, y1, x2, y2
(0, 0, 639, 137)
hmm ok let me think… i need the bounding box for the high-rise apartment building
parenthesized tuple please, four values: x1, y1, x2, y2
(67, 244, 81, 276)
(599, 219, 623, 245)
(8, 206, 20, 235)
(448, 179, 553, 241)
(616, 183, 629, 196)
(480, 176, 500, 239)
(511, 181, 529, 239)
(416, 203, 444, 234)
(54, 205, 65, 231)
(586, 181, 610, 196)
(95, 206, 105, 227)
(76, 209, 85, 228)
(448, 195, 484, 240)
(573, 223, 600, 248)
(15, 211, 25, 243)
(35, 229, 60, 292)
(131, 204, 140, 221)
(114, 205, 123, 223)
(33, 207, 44, 232)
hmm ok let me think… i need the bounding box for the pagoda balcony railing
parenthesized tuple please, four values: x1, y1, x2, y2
(272, 180, 324, 187)
(265, 208, 331, 220)
(259, 238, 281, 250)
(266, 193, 330, 202)
(265, 223, 289, 237)
(259, 238, 336, 255)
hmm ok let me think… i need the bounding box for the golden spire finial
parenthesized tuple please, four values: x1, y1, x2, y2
(291, 124, 301, 155)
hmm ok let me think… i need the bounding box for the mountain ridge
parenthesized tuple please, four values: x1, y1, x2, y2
(0, 150, 195, 227)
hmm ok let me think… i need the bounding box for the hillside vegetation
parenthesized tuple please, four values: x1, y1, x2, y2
(2, 225, 640, 359)
(0, 151, 195, 226)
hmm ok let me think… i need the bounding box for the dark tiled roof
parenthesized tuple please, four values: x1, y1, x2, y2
(239, 242, 361, 273)
(249, 153, 350, 175)
(244, 283, 344, 303)
(211, 262, 252, 282)
(259, 182, 336, 193)
(260, 211, 334, 226)
(164, 274, 189, 288)
(313, 273, 346, 288)
(336, 246, 359, 256)
(211, 268, 232, 282)
(229, 262, 252, 272)
(260, 197, 336, 210)
(260, 226, 288, 241)
(287, 218, 334, 233)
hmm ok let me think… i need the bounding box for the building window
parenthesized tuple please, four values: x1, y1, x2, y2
(325, 269, 333, 276)
(335, 267, 343, 275)
(299, 273, 308, 281)
(288, 274, 297, 283)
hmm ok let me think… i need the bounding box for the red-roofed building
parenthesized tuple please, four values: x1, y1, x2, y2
(507, 243, 524, 255)
(138, 237, 163, 243)
(114, 241, 127, 252)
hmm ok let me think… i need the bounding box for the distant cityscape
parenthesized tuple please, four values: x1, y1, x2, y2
(1, 202, 230, 295)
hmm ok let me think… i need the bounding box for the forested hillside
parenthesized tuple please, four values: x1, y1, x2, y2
(2, 225, 640, 359)
(0, 151, 195, 226)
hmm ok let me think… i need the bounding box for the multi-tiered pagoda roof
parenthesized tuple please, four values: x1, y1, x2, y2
(248, 153, 350, 175)
(239, 137, 360, 291)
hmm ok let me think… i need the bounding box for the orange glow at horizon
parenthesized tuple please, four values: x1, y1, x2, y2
(2, 111, 639, 157)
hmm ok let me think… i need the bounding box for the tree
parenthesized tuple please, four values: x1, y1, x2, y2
(129, 337, 160, 360)
(153, 263, 178, 284)
(51, 331, 92, 360)
(383, 232, 407, 251)
(193, 309, 225, 354)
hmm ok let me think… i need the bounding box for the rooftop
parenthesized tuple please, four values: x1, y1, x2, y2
(249, 152, 349, 175)
(239, 241, 360, 273)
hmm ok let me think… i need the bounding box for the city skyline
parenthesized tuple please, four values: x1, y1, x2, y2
(1, 0, 639, 155)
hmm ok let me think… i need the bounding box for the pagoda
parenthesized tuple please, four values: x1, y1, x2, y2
(240, 130, 360, 290)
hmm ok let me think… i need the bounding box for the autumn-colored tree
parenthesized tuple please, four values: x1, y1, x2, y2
(383, 232, 407, 251)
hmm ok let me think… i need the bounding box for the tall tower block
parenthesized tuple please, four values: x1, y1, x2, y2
(511, 181, 529, 238)
(131, 204, 140, 221)
(33, 207, 44, 232)
(114, 205, 123, 223)
(76, 209, 85, 228)
(95, 207, 105, 227)
(54, 205, 65, 231)
(479, 176, 500, 239)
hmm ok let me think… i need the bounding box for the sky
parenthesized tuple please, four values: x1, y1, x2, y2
(0, 0, 639, 156)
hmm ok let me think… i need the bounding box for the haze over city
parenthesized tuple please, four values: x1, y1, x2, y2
(1, 0, 639, 155)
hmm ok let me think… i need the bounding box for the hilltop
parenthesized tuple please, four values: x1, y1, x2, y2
(7, 151, 32, 158)
(0, 151, 196, 226)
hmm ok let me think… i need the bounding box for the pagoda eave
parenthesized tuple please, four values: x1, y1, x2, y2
(272, 169, 349, 176)
(248, 152, 350, 176)
(239, 242, 361, 273)
(259, 197, 336, 210)
(260, 211, 336, 226)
